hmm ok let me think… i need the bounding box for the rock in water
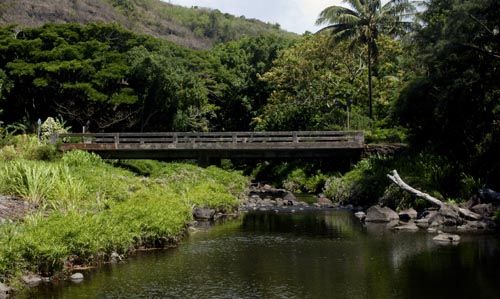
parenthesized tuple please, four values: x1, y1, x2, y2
(429, 204, 462, 226)
(365, 205, 399, 223)
(70, 273, 84, 282)
(398, 208, 418, 221)
(21, 274, 42, 286)
(470, 203, 493, 216)
(193, 207, 215, 220)
(354, 211, 366, 221)
(478, 188, 500, 202)
(433, 233, 460, 243)
(283, 192, 297, 203)
(394, 222, 419, 231)
(317, 197, 333, 207)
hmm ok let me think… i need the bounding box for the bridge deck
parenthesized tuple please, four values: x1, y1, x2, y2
(51, 131, 364, 160)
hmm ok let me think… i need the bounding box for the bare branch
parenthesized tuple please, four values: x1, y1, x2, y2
(387, 169, 443, 206)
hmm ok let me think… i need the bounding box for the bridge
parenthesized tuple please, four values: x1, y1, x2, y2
(51, 131, 365, 165)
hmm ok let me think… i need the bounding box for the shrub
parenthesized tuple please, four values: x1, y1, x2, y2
(33, 145, 60, 161)
(365, 127, 408, 143)
(61, 150, 103, 167)
(0, 145, 17, 160)
(40, 116, 71, 142)
(323, 175, 352, 204)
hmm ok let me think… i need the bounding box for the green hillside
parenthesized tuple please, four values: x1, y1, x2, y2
(0, 0, 295, 49)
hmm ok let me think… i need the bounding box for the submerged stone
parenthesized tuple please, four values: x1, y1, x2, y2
(433, 233, 461, 243)
(394, 222, 419, 232)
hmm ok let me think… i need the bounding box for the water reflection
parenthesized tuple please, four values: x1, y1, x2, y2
(26, 210, 500, 299)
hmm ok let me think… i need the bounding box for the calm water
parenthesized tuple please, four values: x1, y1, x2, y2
(25, 210, 500, 299)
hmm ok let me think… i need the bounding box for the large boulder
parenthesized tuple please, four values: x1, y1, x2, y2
(398, 208, 418, 221)
(283, 192, 297, 203)
(193, 207, 215, 220)
(317, 196, 333, 207)
(478, 188, 500, 203)
(470, 203, 493, 216)
(429, 204, 462, 227)
(365, 205, 400, 223)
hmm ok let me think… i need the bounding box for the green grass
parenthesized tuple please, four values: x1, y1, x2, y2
(0, 148, 249, 283)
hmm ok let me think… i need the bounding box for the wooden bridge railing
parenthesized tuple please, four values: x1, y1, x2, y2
(50, 131, 364, 147)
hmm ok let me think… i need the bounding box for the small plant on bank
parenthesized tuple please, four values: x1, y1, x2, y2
(39, 116, 71, 142)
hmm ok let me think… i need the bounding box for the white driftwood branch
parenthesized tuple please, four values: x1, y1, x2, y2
(387, 170, 482, 220)
(387, 170, 444, 207)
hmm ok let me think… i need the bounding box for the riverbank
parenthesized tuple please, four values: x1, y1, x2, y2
(0, 142, 249, 297)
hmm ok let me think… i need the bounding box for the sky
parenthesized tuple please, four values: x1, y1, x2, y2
(162, 0, 344, 34)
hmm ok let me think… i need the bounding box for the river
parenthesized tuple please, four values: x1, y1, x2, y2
(24, 210, 500, 299)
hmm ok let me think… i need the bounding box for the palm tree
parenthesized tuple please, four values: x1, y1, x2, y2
(316, 0, 416, 120)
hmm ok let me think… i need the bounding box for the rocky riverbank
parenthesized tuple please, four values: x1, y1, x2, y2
(353, 194, 499, 244)
(240, 184, 347, 212)
(191, 184, 348, 223)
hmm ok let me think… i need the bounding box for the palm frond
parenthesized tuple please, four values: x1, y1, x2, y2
(382, 0, 417, 17)
(316, 6, 360, 26)
(342, 0, 365, 15)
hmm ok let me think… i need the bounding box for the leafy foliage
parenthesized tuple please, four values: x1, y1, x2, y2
(316, 0, 417, 119)
(395, 0, 500, 189)
(324, 152, 453, 208)
(0, 23, 295, 133)
(256, 34, 413, 131)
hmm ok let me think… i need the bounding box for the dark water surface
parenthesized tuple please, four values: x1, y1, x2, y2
(25, 210, 500, 299)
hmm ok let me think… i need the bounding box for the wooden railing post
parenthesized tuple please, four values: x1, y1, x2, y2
(173, 133, 178, 144)
(354, 131, 364, 145)
(49, 133, 58, 145)
(114, 133, 119, 146)
(293, 132, 298, 143)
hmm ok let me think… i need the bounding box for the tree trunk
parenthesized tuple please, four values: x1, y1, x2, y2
(387, 170, 444, 206)
(387, 170, 482, 220)
(367, 42, 373, 120)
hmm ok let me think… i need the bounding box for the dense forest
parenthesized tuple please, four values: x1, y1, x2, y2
(0, 0, 499, 195)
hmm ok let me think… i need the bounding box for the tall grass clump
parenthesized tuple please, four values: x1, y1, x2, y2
(0, 161, 56, 205)
(0, 160, 87, 209)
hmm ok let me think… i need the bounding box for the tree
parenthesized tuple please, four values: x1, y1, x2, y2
(256, 33, 411, 131)
(206, 34, 294, 131)
(395, 0, 500, 189)
(316, 0, 416, 120)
